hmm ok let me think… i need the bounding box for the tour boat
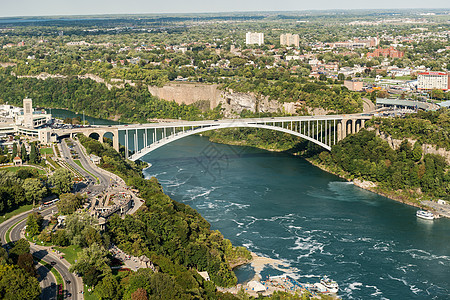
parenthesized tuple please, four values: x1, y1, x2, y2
(320, 276, 339, 293)
(416, 210, 435, 220)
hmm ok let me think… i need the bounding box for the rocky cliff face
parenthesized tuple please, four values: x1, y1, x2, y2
(219, 92, 284, 117)
(148, 83, 222, 108)
(148, 82, 305, 117)
(377, 131, 450, 164)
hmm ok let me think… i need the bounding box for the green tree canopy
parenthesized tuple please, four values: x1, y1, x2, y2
(0, 264, 40, 300)
(49, 168, 73, 194)
(23, 178, 46, 206)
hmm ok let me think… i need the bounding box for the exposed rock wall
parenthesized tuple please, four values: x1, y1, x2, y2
(220, 92, 284, 117)
(148, 82, 291, 117)
(377, 131, 450, 164)
(148, 83, 222, 108)
(148, 82, 307, 117)
(14, 72, 131, 90)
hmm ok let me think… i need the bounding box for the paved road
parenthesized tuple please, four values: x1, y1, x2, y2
(0, 208, 57, 300)
(36, 262, 57, 300)
(60, 139, 114, 195)
(0, 207, 82, 300)
(60, 140, 96, 185)
(71, 140, 112, 187)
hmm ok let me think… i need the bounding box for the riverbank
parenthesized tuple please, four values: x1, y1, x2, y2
(219, 252, 307, 297)
(304, 158, 426, 209)
(248, 252, 297, 281)
(204, 133, 444, 217)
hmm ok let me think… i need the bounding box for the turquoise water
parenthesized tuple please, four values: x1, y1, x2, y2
(142, 135, 450, 299)
(46, 108, 120, 126)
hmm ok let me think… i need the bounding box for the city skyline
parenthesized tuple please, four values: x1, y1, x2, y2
(1, 0, 449, 18)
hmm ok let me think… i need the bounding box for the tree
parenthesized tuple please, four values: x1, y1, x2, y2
(56, 193, 83, 215)
(125, 268, 153, 298)
(0, 264, 40, 299)
(65, 212, 100, 247)
(28, 143, 37, 164)
(51, 230, 69, 246)
(95, 275, 119, 300)
(17, 253, 36, 277)
(377, 90, 389, 98)
(20, 143, 27, 162)
(430, 89, 444, 100)
(11, 143, 17, 158)
(69, 242, 110, 279)
(49, 168, 73, 194)
(131, 288, 148, 300)
(9, 239, 30, 264)
(337, 73, 345, 81)
(0, 248, 10, 265)
(23, 178, 46, 206)
(411, 142, 423, 162)
(25, 213, 42, 237)
(83, 266, 101, 287)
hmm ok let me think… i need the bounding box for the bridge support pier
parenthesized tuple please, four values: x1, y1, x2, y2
(113, 134, 119, 152)
(337, 122, 342, 141)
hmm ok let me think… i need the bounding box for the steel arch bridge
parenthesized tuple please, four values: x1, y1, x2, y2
(113, 115, 370, 161)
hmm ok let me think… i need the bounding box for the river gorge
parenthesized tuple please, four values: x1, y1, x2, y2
(50, 109, 450, 299)
(142, 136, 450, 300)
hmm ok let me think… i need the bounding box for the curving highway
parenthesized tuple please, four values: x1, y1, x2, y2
(0, 207, 83, 300)
(60, 138, 114, 194)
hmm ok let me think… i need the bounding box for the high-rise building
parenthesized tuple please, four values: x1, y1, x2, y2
(417, 72, 449, 91)
(280, 33, 300, 47)
(23, 98, 33, 128)
(246, 32, 264, 46)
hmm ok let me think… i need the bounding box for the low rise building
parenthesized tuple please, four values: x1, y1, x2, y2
(329, 37, 378, 49)
(367, 47, 404, 58)
(344, 80, 364, 91)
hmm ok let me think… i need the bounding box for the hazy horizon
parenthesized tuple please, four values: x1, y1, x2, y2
(1, 1, 449, 18)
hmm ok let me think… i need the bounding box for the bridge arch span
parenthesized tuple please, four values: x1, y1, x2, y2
(127, 122, 334, 161)
(51, 127, 120, 151)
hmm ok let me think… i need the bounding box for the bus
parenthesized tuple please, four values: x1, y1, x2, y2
(43, 198, 59, 207)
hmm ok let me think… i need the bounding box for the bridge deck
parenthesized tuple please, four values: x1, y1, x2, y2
(114, 114, 371, 131)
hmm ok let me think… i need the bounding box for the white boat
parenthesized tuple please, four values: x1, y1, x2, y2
(320, 276, 339, 293)
(416, 210, 435, 220)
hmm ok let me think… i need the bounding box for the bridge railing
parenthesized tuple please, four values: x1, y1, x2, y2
(122, 118, 352, 161)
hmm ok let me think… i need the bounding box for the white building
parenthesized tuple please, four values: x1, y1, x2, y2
(23, 98, 33, 128)
(15, 99, 52, 128)
(246, 32, 264, 46)
(418, 72, 449, 91)
(280, 33, 300, 47)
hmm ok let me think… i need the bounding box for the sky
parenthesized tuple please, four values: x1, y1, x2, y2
(0, 0, 449, 18)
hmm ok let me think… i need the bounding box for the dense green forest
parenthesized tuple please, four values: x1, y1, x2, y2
(0, 169, 44, 214)
(0, 239, 41, 299)
(0, 69, 222, 123)
(222, 79, 363, 114)
(317, 130, 450, 201)
(75, 134, 251, 298)
(368, 109, 450, 150)
(203, 128, 302, 151)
